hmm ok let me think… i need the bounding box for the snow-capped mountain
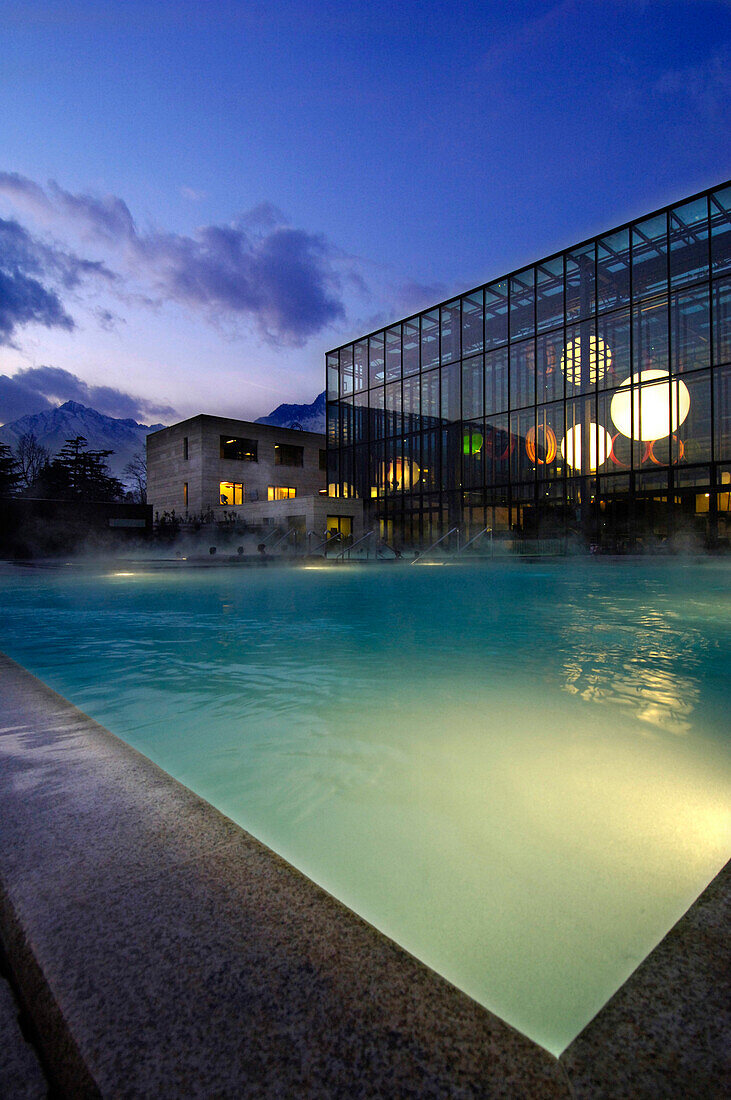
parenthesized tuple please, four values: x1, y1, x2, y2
(0, 390, 326, 486)
(255, 390, 325, 433)
(0, 401, 167, 481)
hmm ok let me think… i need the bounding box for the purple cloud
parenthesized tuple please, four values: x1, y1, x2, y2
(0, 214, 116, 346)
(0, 219, 75, 346)
(0, 172, 349, 345)
(0, 364, 176, 425)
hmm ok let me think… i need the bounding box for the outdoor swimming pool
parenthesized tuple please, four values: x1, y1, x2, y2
(0, 559, 728, 1056)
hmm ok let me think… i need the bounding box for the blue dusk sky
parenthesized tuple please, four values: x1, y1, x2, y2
(1, 0, 729, 425)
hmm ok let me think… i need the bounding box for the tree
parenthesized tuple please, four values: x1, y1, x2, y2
(0, 443, 21, 496)
(123, 451, 147, 503)
(34, 436, 125, 501)
(15, 432, 50, 490)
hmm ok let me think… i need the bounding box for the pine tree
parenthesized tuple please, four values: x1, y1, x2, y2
(37, 436, 125, 501)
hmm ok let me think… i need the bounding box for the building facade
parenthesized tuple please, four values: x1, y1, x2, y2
(326, 182, 731, 550)
(148, 415, 362, 541)
(146, 413, 362, 543)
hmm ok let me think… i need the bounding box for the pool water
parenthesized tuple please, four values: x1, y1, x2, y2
(0, 559, 728, 1056)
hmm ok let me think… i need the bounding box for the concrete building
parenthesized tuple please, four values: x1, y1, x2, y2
(147, 415, 362, 543)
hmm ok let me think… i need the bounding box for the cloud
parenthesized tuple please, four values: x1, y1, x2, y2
(0, 218, 75, 346)
(180, 186, 207, 202)
(0, 173, 350, 346)
(0, 373, 54, 422)
(0, 365, 176, 425)
(0, 214, 116, 347)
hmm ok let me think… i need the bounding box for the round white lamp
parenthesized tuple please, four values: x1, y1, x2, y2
(561, 335, 611, 387)
(610, 370, 690, 441)
(560, 423, 612, 472)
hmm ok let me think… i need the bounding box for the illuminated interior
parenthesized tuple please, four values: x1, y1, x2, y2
(326, 182, 730, 548)
(220, 481, 244, 505)
(268, 486, 296, 500)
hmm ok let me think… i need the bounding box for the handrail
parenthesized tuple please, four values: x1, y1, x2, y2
(411, 527, 460, 564)
(334, 529, 374, 560)
(456, 527, 492, 555)
(307, 530, 342, 554)
(260, 526, 283, 545)
(268, 527, 297, 552)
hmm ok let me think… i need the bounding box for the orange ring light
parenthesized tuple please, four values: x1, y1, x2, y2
(499, 433, 516, 461)
(609, 433, 630, 468)
(647, 436, 685, 465)
(525, 426, 557, 465)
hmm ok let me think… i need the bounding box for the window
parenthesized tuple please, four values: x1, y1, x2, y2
(220, 482, 244, 505)
(183, 436, 188, 460)
(319, 449, 327, 470)
(268, 486, 296, 500)
(327, 515, 352, 538)
(183, 482, 188, 507)
(274, 443, 303, 467)
(220, 436, 257, 461)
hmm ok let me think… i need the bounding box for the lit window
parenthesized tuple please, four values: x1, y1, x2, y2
(220, 481, 244, 505)
(183, 482, 188, 507)
(274, 443, 304, 467)
(220, 436, 257, 461)
(268, 486, 296, 500)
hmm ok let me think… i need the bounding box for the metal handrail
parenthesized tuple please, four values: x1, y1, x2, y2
(260, 526, 283, 545)
(411, 527, 460, 563)
(307, 530, 342, 554)
(456, 527, 492, 555)
(268, 527, 297, 552)
(334, 529, 374, 560)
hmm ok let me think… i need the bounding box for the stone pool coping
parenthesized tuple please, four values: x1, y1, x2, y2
(0, 652, 727, 1098)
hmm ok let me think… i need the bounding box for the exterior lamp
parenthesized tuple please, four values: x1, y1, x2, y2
(610, 370, 690, 441)
(561, 335, 611, 387)
(560, 423, 611, 472)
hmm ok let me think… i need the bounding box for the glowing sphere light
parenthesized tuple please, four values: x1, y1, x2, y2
(382, 458, 420, 491)
(463, 431, 483, 456)
(610, 370, 690, 441)
(560, 423, 611, 472)
(561, 335, 611, 387)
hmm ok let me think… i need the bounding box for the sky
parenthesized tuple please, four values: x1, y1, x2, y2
(0, 0, 729, 427)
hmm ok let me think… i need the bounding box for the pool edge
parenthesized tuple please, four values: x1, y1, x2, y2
(0, 651, 727, 1097)
(0, 652, 564, 1098)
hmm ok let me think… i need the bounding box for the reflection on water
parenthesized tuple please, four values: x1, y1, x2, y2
(557, 599, 704, 735)
(0, 559, 728, 1056)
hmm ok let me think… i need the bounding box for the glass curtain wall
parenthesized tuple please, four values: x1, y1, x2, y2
(327, 182, 731, 550)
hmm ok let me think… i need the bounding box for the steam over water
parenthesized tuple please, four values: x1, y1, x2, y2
(0, 559, 728, 1055)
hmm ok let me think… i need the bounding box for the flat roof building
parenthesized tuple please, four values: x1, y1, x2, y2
(147, 415, 362, 544)
(326, 181, 730, 551)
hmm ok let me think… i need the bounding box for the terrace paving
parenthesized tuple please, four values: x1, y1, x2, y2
(0, 651, 727, 1098)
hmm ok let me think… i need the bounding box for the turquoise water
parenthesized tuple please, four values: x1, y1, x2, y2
(0, 559, 729, 1055)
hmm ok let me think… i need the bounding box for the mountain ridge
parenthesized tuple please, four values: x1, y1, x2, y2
(0, 400, 167, 482)
(0, 391, 326, 484)
(254, 391, 325, 432)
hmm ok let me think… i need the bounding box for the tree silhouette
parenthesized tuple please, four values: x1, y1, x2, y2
(15, 432, 51, 490)
(31, 436, 125, 501)
(123, 451, 147, 503)
(0, 443, 21, 496)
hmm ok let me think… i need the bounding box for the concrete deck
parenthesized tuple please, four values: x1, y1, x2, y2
(0, 652, 727, 1098)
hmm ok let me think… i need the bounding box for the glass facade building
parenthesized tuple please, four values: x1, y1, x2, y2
(326, 182, 731, 550)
